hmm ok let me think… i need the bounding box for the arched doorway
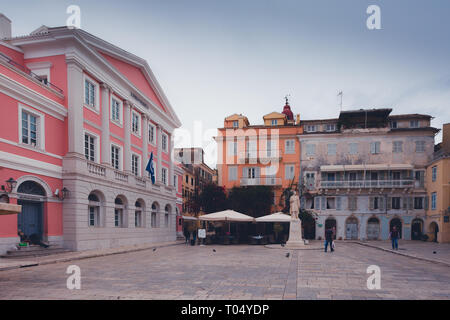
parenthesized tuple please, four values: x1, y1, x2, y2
(390, 217, 402, 239)
(411, 218, 424, 241)
(429, 222, 439, 243)
(367, 217, 380, 240)
(17, 180, 46, 242)
(345, 216, 358, 240)
(325, 217, 337, 240)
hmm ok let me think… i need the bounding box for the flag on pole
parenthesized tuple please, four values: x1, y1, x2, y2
(146, 152, 156, 184)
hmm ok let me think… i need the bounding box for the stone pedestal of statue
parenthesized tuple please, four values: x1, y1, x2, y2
(286, 218, 306, 248)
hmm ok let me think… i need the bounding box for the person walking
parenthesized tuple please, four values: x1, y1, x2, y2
(183, 227, 190, 245)
(324, 227, 334, 253)
(390, 226, 400, 250)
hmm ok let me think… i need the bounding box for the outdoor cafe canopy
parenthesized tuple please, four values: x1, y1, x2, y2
(255, 212, 291, 223)
(198, 210, 255, 222)
(0, 203, 21, 216)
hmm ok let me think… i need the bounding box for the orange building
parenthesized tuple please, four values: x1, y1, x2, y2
(215, 100, 303, 212)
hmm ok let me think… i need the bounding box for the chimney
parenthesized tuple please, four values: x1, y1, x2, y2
(442, 123, 450, 154)
(296, 114, 300, 125)
(0, 14, 12, 39)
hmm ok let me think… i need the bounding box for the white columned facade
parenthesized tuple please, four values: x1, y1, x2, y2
(66, 59, 84, 156)
(100, 83, 111, 166)
(123, 101, 132, 173)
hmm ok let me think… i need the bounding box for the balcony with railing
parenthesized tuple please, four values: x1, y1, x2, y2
(320, 179, 414, 189)
(240, 176, 282, 186)
(238, 149, 282, 163)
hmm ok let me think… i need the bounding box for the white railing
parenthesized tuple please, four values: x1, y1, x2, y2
(240, 177, 282, 186)
(114, 170, 128, 182)
(87, 162, 106, 177)
(135, 176, 146, 187)
(320, 180, 414, 189)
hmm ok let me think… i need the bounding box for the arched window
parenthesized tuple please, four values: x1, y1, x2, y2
(151, 202, 159, 228)
(88, 192, 101, 227)
(135, 200, 144, 228)
(164, 205, 171, 228)
(17, 181, 46, 196)
(114, 196, 127, 228)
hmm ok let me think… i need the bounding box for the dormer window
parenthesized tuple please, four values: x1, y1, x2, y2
(325, 124, 336, 132)
(233, 121, 239, 128)
(271, 119, 278, 126)
(390, 121, 397, 129)
(306, 125, 317, 132)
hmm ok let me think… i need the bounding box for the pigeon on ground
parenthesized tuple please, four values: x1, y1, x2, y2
(213, 249, 216, 252)
(285, 253, 290, 258)
(153, 248, 157, 252)
(433, 251, 437, 254)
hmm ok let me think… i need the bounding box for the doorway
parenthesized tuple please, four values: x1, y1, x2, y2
(325, 217, 337, 239)
(367, 217, 380, 240)
(17, 200, 43, 241)
(345, 217, 358, 240)
(390, 218, 403, 239)
(411, 219, 423, 240)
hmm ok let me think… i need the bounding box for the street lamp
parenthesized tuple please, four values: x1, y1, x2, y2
(60, 187, 69, 200)
(4, 178, 17, 194)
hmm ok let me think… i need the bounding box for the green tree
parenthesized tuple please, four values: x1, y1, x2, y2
(228, 186, 273, 218)
(199, 183, 228, 214)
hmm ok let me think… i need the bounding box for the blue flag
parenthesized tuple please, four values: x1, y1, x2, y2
(146, 152, 156, 184)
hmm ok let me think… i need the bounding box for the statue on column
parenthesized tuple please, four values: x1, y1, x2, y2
(289, 190, 300, 220)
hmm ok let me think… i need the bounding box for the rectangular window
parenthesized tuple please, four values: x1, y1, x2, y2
(162, 167, 168, 185)
(327, 144, 337, 155)
(149, 123, 155, 144)
(370, 142, 381, 154)
(306, 125, 316, 132)
(416, 141, 425, 153)
(173, 175, 178, 188)
(233, 121, 239, 128)
(325, 124, 336, 132)
(227, 141, 237, 156)
(111, 98, 122, 124)
(285, 164, 295, 180)
(228, 166, 238, 181)
(285, 140, 295, 154)
(349, 143, 358, 155)
(111, 145, 120, 170)
(431, 192, 437, 210)
(84, 79, 96, 108)
(392, 197, 401, 210)
(151, 212, 157, 228)
(410, 120, 419, 128)
(348, 197, 357, 211)
(88, 206, 99, 227)
(114, 209, 123, 227)
(390, 121, 397, 129)
(336, 197, 342, 210)
(432, 166, 437, 182)
(306, 144, 316, 156)
(271, 119, 277, 126)
(132, 112, 141, 136)
(84, 134, 96, 162)
(414, 197, 424, 210)
(162, 133, 168, 152)
(393, 141, 403, 153)
(135, 211, 142, 228)
(165, 214, 169, 228)
(132, 154, 140, 176)
(21, 110, 38, 147)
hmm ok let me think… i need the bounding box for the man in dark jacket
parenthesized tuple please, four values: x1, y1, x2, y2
(390, 226, 400, 250)
(324, 228, 334, 253)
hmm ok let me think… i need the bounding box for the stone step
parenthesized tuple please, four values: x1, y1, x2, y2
(1, 246, 72, 259)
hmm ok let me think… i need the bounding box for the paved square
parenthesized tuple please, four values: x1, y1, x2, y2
(0, 242, 449, 300)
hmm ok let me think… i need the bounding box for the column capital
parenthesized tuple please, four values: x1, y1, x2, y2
(65, 57, 85, 72)
(100, 82, 112, 92)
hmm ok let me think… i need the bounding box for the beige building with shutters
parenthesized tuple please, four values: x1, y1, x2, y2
(300, 109, 438, 241)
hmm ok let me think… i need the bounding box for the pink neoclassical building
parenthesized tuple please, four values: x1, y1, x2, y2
(0, 14, 183, 254)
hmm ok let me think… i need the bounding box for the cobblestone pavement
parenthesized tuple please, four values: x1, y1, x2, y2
(359, 240, 450, 265)
(0, 242, 449, 300)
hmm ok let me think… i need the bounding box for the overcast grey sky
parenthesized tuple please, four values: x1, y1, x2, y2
(2, 0, 449, 167)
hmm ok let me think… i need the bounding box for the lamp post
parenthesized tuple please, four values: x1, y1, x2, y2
(5, 178, 17, 194)
(60, 187, 69, 200)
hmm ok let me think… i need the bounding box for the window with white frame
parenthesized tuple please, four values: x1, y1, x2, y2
(84, 76, 99, 110)
(416, 141, 426, 153)
(370, 141, 381, 154)
(271, 119, 277, 126)
(162, 132, 168, 152)
(306, 125, 316, 132)
(349, 143, 358, 155)
(173, 175, 178, 189)
(327, 144, 337, 155)
(390, 121, 397, 129)
(228, 166, 238, 181)
(227, 141, 237, 156)
(393, 141, 403, 153)
(232, 121, 239, 128)
(88, 193, 101, 227)
(111, 97, 122, 124)
(148, 123, 156, 144)
(285, 140, 295, 154)
(132, 111, 141, 136)
(285, 164, 295, 180)
(20, 109, 38, 147)
(325, 124, 336, 132)
(84, 133, 97, 162)
(431, 192, 437, 210)
(111, 145, 121, 170)
(131, 154, 140, 176)
(306, 144, 315, 156)
(161, 167, 168, 185)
